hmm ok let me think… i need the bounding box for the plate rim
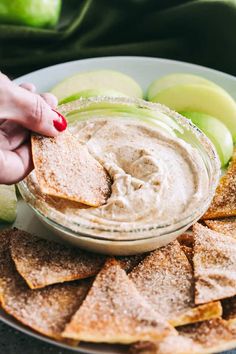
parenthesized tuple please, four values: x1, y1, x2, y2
(3, 55, 236, 354)
(14, 55, 236, 83)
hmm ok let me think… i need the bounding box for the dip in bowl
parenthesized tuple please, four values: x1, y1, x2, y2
(18, 97, 220, 255)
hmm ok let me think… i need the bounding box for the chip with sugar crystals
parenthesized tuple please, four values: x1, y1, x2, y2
(0, 229, 91, 341)
(205, 218, 236, 238)
(203, 148, 236, 219)
(31, 131, 112, 207)
(129, 241, 222, 327)
(63, 258, 176, 344)
(193, 223, 236, 304)
(130, 319, 236, 354)
(10, 228, 105, 289)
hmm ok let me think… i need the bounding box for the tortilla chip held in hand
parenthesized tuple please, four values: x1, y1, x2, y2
(31, 131, 112, 207)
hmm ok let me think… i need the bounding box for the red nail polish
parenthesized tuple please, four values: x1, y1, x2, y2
(52, 109, 67, 132)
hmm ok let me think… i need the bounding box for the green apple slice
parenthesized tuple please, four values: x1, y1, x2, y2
(51, 70, 143, 101)
(59, 89, 126, 105)
(151, 84, 236, 142)
(147, 73, 219, 101)
(181, 111, 233, 166)
(0, 185, 17, 223)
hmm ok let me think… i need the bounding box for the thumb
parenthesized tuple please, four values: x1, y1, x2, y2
(0, 78, 66, 136)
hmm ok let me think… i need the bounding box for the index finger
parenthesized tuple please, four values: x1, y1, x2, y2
(0, 76, 66, 136)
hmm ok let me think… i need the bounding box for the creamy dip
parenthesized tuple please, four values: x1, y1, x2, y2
(27, 117, 208, 231)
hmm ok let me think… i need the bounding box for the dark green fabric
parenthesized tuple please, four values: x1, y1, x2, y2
(1, 0, 236, 78)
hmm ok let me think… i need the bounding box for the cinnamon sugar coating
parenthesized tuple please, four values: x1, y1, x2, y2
(10, 229, 105, 289)
(63, 258, 176, 344)
(130, 319, 236, 354)
(193, 223, 236, 304)
(205, 218, 236, 238)
(129, 241, 221, 327)
(203, 148, 236, 219)
(0, 229, 91, 341)
(31, 131, 112, 207)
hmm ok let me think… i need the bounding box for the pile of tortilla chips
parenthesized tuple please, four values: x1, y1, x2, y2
(1, 145, 236, 352)
(1, 212, 236, 353)
(129, 149, 236, 353)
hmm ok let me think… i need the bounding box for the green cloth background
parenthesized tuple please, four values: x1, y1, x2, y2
(1, 0, 236, 78)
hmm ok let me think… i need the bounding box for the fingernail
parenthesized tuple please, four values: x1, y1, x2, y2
(52, 109, 67, 132)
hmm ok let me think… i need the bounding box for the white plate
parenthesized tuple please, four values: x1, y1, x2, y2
(1, 56, 236, 354)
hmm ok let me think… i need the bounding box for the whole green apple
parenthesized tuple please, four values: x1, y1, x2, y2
(0, 0, 61, 28)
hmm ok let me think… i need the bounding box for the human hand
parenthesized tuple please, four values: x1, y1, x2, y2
(0, 73, 67, 184)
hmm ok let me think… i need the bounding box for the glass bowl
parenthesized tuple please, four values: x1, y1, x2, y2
(18, 97, 220, 255)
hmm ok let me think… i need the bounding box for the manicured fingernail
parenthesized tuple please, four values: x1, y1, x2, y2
(52, 109, 67, 132)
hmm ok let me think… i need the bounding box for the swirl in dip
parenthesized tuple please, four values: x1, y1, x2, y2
(27, 117, 208, 232)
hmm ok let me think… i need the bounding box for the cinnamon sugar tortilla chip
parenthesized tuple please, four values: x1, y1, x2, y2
(63, 258, 176, 344)
(31, 131, 112, 207)
(205, 218, 236, 238)
(26, 173, 89, 211)
(9, 229, 105, 289)
(203, 149, 236, 219)
(193, 223, 236, 304)
(131, 319, 236, 354)
(129, 241, 222, 327)
(0, 229, 91, 341)
(222, 297, 236, 325)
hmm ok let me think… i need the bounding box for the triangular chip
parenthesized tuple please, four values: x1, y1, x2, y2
(9, 228, 105, 289)
(131, 319, 236, 354)
(129, 241, 222, 327)
(203, 148, 236, 219)
(193, 223, 236, 304)
(62, 258, 176, 344)
(0, 229, 91, 341)
(205, 218, 236, 238)
(31, 131, 112, 207)
(222, 296, 236, 325)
